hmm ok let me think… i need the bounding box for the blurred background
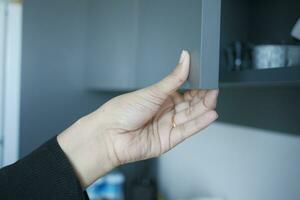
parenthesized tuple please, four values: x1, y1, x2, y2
(1, 0, 300, 200)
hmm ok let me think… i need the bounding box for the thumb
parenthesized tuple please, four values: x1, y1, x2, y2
(148, 50, 190, 96)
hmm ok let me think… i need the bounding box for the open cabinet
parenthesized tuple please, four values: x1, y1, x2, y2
(86, 0, 300, 91)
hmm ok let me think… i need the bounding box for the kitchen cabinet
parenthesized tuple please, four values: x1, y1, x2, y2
(86, 0, 300, 91)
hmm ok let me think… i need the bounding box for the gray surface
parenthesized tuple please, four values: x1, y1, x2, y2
(136, 0, 200, 88)
(189, 0, 221, 89)
(220, 67, 300, 86)
(217, 86, 300, 135)
(86, 0, 221, 90)
(136, 0, 207, 88)
(86, 0, 138, 91)
(20, 0, 116, 156)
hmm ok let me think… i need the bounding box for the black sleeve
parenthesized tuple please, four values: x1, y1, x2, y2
(0, 137, 89, 200)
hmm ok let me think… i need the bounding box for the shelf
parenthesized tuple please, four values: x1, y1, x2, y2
(220, 66, 300, 87)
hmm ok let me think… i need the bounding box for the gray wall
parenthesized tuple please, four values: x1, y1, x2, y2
(20, 0, 116, 156)
(159, 121, 300, 200)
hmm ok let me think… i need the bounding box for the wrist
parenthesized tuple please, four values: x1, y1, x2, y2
(57, 115, 117, 188)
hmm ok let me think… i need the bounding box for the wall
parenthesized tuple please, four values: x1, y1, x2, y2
(158, 87, 300, 200)
(159, 122, 300, 200)
(20, 0, 115, 156)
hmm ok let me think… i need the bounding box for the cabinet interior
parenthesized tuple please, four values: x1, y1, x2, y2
(220, 0, 300, 86)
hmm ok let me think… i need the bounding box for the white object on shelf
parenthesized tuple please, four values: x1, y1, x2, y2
(291, 18, 300, 40)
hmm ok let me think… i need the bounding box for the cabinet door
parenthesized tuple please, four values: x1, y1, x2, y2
(86, 0, 221, 90)
(86, 0, 139, 91)
(136, 0, 221, 89)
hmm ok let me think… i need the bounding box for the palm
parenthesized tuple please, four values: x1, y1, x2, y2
(96, 51, 218, 165)
(102, 89, 218, 165)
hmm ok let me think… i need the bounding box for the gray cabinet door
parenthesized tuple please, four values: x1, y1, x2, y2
(86, 0, 221, 90)
(136, 0, 221, 89)
(86, 0, 139, 91)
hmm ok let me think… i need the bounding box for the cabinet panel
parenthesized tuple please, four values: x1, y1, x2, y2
(136, 0, 220, 89)
(137, 0, 221, 88)
(86, 0, 139, 90)
(136, 0, 194, 88)
(189, 0, 221, 89)
(86, 0, 221, 91)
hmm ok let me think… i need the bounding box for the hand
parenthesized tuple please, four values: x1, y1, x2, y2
(57, 51, 219, 188)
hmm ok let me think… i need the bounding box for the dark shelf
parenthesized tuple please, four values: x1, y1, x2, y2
(220, 66, 300, 87)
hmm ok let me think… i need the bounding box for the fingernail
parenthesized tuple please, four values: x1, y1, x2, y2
(179, 50, 186, 64)
(212, 89, 219, 98)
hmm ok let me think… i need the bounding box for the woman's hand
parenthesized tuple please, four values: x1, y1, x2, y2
(57, 51, 219, 188)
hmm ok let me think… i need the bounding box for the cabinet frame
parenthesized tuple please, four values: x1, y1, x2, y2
(189, 0, 222, 89)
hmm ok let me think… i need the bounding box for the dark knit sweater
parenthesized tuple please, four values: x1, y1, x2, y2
(0, 137, 89, 200)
